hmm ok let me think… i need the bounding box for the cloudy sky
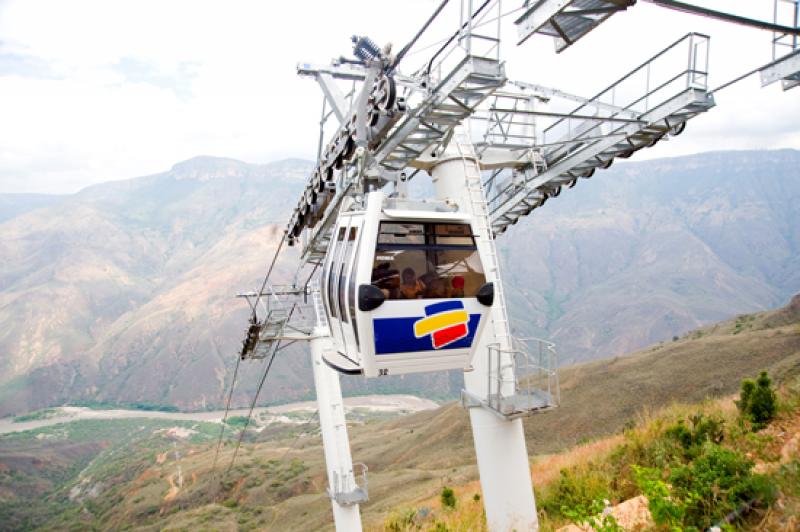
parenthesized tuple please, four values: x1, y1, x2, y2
(1, 0, 798, 194)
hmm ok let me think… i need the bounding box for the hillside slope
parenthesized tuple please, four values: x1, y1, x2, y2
(502, 149, 800, 364)
(1, 295, 798, 530)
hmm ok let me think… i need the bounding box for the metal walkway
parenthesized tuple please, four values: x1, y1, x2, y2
(487, 32, 715, 235)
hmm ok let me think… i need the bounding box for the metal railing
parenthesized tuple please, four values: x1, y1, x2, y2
(237, 283, 319, 359)
(486, 336, 559, 416)
(422, 0, 503, 89)
(328, 463, 369, 506)
(773, 0, 799, 60)
(542, 32, 710, 149)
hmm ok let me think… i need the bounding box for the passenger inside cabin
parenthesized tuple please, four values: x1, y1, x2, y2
(426, 277, 448, 298)
(399, 267, 426, 299)
(450, 275, 465, 298)
(372, 263, 400, 298)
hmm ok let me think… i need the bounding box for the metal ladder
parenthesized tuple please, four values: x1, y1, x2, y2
(455, 130, 512, 356)
(311, 281, 329, 330)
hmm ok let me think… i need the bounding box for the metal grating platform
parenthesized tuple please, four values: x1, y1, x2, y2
(488, 32, 714, 234)
(516, 0, 636, 51)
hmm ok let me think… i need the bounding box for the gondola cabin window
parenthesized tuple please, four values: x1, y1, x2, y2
(338, 226, 358, 324)
(327, 226, 347, 319)
(371, 222, 485, 300)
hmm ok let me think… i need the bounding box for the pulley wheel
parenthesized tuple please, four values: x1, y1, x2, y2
(670, 122, 686, 136)
(374, 76, 396, 111)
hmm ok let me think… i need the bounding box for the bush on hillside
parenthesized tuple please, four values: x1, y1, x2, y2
(633, 414, 775, 530)
(440, 486, 456, 509)
(665, 413, 724, 454)
(226, 416, 250, 428)
(737, 371, 777, 429)
(560, 498, 623, 532)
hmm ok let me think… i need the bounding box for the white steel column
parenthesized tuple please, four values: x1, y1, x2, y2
(310, 327, 363, 532)
(430, 131, 539, 532)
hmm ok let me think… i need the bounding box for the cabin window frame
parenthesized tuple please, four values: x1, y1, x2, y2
(346, 223, 363, 349)
(328, 226, 347, 319)
(338, 226, 358, 324)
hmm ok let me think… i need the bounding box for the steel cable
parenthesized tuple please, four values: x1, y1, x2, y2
(211, 352, 243, 472)
(225, 303, 297, 475)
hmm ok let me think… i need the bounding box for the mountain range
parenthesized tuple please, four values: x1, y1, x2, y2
(0, 149, 798, 415)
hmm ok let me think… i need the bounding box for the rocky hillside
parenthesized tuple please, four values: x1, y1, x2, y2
(0, 150, 798, 414)
(501, 149, 800, 364)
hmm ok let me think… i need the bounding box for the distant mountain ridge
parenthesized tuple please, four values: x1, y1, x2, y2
(0, 149, 798, 415)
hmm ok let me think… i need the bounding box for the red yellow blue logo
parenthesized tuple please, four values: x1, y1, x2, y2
(413, 301, 470, 349)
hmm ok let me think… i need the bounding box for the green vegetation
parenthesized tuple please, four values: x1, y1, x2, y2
(440, 486, 456, 509)
(226, 415, 251, 428)
(736, 371, 777, 429)
(733, 313, 757, 335)
(533, 372, 800, 530)
(537, 408, 775, 529)
(560, 499, 622, 532)
(67, 399, 180, 412)
(12, 407, 60, 423)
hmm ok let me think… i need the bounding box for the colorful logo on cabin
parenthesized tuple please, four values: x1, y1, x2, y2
(372, 302, 481, 355)
(413, 301, 469, 349)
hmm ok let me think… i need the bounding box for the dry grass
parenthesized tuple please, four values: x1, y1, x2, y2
(531, 435, 624, 489)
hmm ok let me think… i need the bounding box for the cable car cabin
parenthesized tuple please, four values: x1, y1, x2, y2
(320, 191, 494, 378)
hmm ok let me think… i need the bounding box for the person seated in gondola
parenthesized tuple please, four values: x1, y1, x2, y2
(426, 277, 449, 298)
(450, 275, 465, 298)
(399, 267, 426, 299)
(372, 263, 400, 299)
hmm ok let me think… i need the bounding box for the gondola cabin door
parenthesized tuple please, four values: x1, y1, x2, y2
(322, 191, 493, 378)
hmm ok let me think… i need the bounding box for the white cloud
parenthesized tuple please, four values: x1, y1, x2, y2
(0, 0, 798, 193)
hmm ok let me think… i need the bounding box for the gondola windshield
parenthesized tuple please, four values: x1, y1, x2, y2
(370, 222, 485, 300)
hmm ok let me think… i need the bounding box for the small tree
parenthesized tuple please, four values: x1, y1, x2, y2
(737, 371, 777, 429)
(749, 371, 778, 426)
(440, 486, 457, 509)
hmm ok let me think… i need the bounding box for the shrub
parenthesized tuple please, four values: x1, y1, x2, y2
(561, 498, 623, 532)
(633, 466, 686, 528)
(440, 486, 456, 509)
(664, 413, 724, 455)
(750, 372, 778, 426)
(737, 371, 777, 429)
(539, 463, 617, 519)
(635, 442, 774, 530)
(384, 508, 418, 531)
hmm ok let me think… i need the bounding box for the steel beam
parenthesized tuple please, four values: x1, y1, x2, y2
(315, 73, 350, 123)
(760, 50, 800, 88)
